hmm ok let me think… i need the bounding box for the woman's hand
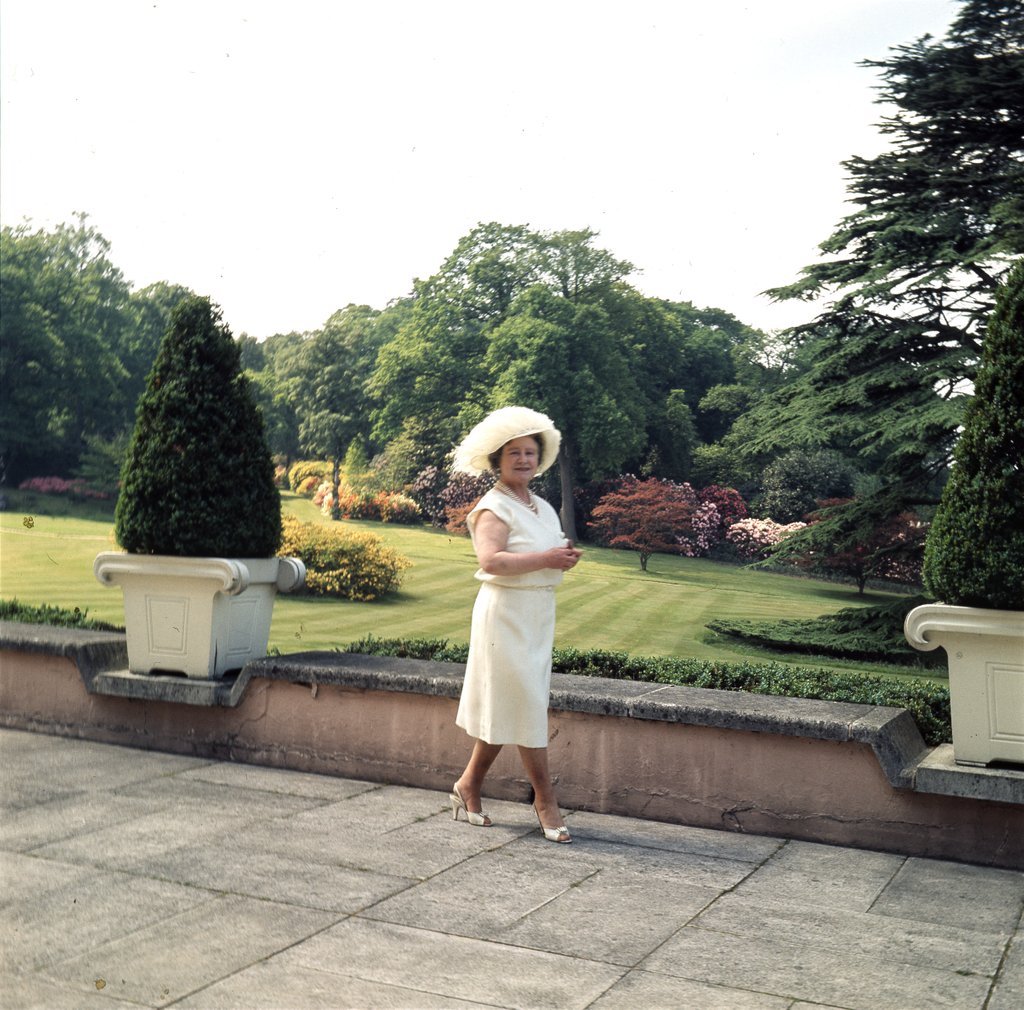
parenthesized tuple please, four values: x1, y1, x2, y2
(544, 542, 582, 571)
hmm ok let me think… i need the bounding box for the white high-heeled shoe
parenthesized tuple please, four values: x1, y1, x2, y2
(533, 806, 571, 843)
(450, 784, 491, 827)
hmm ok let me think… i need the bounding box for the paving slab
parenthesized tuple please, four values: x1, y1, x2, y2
(732, 837, 906, 909)
(30, 807, 259, 874)
(2, 728, 1021, 1010)
(1, 865, 214, 973)
(565, 809, 784, 863)
(692, 891, 1008, 975)
(0, 851, 96, 908)
(175, 957, 495, 1009)
(277, 917, 626, 1010)
(0, 790, 170, 852)
(176, 762, 380, 802)
(869, 856, 1024, 934)
(37, 893, 340, 1008)
(988, 923, 1024, 1010)
(588, 969, 792, 1009)
(496, 865, 720, 965)
(0, 736, 208, 794)
(640, 924, 993, 1010)
(0, 972, 145, 1010)
(133, 842, 415, 913)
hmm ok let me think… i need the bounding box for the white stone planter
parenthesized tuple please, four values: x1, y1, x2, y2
(904, 603, 1024, 767)
(94, 553, 305, 680)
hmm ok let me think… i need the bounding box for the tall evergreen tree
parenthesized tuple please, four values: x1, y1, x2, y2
(732, 0, 1023, 557)
(922, 259, 1024, 609)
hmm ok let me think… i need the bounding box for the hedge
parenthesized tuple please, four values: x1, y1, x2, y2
(344, 635, 952, 746)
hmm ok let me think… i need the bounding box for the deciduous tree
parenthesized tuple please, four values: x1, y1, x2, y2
(589, 478, 698, 571)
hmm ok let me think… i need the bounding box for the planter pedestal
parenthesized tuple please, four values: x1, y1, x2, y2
(905, 604, 1024, 767)
(94, 553, 305, 680)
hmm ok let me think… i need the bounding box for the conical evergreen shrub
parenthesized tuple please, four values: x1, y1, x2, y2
(922, 260, 1024, 610)
(115, 295, 282, 557)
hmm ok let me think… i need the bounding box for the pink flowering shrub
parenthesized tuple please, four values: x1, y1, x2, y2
(698, 484, 748, 532)
(726, 517, 808, 560)
(677, 501, 722, 557)
(18, 476, 109, 500)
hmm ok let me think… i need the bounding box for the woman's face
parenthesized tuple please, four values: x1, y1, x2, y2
(499, 435, 541, 485)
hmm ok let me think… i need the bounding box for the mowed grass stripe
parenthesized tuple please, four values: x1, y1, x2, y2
(2, 494, 916, 677)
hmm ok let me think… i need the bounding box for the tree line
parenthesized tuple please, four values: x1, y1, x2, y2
(2, 0, 1020, 559)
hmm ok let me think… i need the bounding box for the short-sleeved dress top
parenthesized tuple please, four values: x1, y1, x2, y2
(455, 488, 567, 747)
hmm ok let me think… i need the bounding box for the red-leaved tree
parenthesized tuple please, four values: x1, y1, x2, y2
(589, 478, 698, 571)
(793, 498, 927, 593)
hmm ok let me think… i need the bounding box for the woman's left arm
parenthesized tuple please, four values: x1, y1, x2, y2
(473, 509, 581, 576)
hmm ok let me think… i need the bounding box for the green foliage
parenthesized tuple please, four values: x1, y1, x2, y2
(115, 295, 282, 557)
(279, 516, 411, 600)
(74, 432, 130, 497)
(756, 449, 857, 522)
(345, 636, 951, 746)
(707, 595, 942, 667)
(344, 634, 469, 663)
(0, 216, 131, 480)
(296, 304, 385, 467)
(923, 259, 1024, 609)
(0, 598, 122, 632)
(288, 460, 333, 492)
(742, 1, 1023, 560)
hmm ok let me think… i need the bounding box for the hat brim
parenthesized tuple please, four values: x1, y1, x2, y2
(452, 406, 562, 476)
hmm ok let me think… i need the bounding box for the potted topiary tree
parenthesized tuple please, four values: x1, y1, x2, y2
(94, 295, 304, 679)
(904, 260, 1024, 766)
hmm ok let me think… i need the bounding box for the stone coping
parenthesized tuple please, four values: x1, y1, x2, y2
(3, 621, 1022, 806)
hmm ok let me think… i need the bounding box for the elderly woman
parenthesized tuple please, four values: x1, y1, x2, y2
(449, 406, 582, 843)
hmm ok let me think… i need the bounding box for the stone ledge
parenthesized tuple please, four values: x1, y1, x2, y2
(3, 621, 1021, 807)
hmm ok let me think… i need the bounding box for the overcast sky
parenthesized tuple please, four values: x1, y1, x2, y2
(1, 0, 960, 338)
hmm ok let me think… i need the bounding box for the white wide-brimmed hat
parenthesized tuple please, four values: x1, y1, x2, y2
(452, 406, 562, 475)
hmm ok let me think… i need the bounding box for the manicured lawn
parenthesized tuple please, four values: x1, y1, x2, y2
(0, 490, 933, 681)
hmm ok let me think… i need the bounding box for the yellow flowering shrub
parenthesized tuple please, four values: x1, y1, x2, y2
(278, 516, 412, 601)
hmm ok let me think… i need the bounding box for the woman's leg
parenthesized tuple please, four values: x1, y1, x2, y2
(517, 746, 568, 835)
(455, 738, 502, 819)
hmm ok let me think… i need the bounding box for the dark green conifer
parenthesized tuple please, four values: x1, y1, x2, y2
(922, 260, 1024, 609)
(115, 295, 281, 557)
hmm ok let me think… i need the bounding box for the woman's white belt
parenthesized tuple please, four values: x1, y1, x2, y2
(484, 582, 555, 591)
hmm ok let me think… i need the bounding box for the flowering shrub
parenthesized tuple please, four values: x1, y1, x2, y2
(312, 481, 334, 512)
(440, 472, 493, 529)
(278, 515, 411, 600)
(315, 485, 422, 524)
(445, 498, 482, 536)
(677, 501, 721, 557)
(726, 517, 808, 560)
(288, 460, 332, 493)
(791, 499, 926, 591)
(18, 476, 110, 500)
(375, 492, 421, 524)
(408, 465, 449, 526)
(698, 485, 748, 532)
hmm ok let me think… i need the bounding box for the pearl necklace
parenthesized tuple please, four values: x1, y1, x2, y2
(495, 481, 538, 514)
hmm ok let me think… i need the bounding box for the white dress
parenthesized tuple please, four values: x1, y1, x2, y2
(455, 488, 567, 748)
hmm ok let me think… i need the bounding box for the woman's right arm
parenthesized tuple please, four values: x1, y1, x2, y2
(473, 509, 580, 576)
